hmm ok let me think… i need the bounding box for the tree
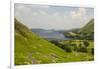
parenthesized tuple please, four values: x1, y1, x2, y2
(77, 46, 88, 53)
(65, 46, 72, 53)
(83, 41, 89, 47)
(91, 48, 94, 55)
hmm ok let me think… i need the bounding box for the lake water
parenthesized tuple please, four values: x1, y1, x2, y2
(32, 29, 70, 41)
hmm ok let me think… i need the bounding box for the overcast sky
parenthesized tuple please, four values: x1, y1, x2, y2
(15, 3, 94, 30)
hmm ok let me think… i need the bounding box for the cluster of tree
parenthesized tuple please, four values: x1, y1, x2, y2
(77, 32, 94, 40)
(64, 32, 94, 40)
(50, 40, 73, 53)
(50, 40, 94, 55)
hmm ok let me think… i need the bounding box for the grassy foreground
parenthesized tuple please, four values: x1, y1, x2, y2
(15, 19, 94, 65)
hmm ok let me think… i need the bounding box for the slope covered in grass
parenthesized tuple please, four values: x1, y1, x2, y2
(79, 19, 94, 33)
(15, 19, 71, 65)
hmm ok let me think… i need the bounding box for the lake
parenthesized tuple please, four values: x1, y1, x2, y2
(31, 29, 70, 41)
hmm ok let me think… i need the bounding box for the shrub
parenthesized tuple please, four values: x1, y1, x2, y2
(65, 46, 72, 53)
(91, 48, 94, 55)
(77, 46, 88, 53)
(50, 40, 59, 46)
(83, 41, 89, 47)
(73, 46, 78, 51)
(71, 44, 76, 46)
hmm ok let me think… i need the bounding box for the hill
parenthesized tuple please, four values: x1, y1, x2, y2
(79, 19, 94, 33)
(15, 19, 71, 65)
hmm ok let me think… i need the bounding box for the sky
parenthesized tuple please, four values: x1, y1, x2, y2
(15, 3, 94, 30)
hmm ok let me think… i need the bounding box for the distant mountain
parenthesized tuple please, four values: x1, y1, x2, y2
(79, 19, 94, 33)
(31, 28, 46, 32)
(31, 29, 67, 40)
(15, 18, 71, 65)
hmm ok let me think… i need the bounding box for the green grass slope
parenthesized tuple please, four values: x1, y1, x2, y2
(15, 19, 71, 65)
(15, 18, 93, 65)
(80, 19, 94, 33)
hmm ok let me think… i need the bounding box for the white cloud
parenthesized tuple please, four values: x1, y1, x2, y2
(15, 11, 20, 17)
(32, 12, 39, 16)
(39, 5, 50, 9)
(16, 5, 25, 9)
(52, 12, 60, 16)
(78, 8, 86, 15)
(70, 8, 86, 20)
(39, 11, 47, 15)
(68, 8, 93, 28)
(15, 4, 93, 30)
(15, 4, 31, 12)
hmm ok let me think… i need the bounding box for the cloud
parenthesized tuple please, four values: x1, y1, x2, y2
(39, 5, 50, 9)
(39, 11, 47, 15)
(52, 12, 60, 16)
(15, 4, 94, 30)
(32, 12, 38, 16)
(70, 8, 86, 20)
(15, 4, 25, 9)
(68, 8, 94, 28)
(15, 4, 31, 17)
(78, 8, 86, 15)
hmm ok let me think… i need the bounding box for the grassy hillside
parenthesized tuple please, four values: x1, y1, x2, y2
(79, 19, 94, 33)
(15, 18, 94, 65)
(15, 19, 71, 65)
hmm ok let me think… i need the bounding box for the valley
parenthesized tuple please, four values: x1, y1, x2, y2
(15, 18, 94, 65)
